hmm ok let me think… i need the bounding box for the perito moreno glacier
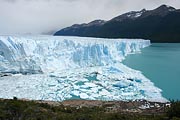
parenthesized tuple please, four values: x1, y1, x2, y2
(0, 36, 167, 102)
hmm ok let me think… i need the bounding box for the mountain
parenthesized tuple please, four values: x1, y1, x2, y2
(54, 5, 180, 43)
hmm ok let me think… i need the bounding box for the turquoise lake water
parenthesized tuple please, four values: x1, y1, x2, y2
(123, 43, 180, 100)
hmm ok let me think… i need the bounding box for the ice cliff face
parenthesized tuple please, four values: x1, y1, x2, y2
(0, 36, 150, 74)
(0, 36, 167, 102)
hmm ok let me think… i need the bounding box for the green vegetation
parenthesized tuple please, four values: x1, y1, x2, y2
(167, 100, 180, 119)
(0, 99, 180, 120)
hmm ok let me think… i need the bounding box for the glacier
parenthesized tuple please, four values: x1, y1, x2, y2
(0, 35, 167, 102)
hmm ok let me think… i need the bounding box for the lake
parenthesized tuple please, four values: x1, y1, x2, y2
(123, 43, 180, 100)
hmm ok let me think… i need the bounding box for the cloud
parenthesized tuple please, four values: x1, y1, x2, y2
(0, 0, 180, 34)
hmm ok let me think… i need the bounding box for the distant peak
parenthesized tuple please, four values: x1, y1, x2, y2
(156, 4, 176, 11)
(88, 20, 106, 24)
(140, 9, 146, 12)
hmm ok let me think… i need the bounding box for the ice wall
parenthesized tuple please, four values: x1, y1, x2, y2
(0, 36, 150, 74)
(0, 36, 167, 102)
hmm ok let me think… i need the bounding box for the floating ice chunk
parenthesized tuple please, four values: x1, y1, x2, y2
(84, 83, 97, 87)
(99, 89, 110, 96)
(71, 91, 80, 96)
(90, 87, 99, 93)
(80, 93, 89, 99)
(107, 67, 122, 73)
(113, 80, 131, 88)
(121, 92, 134, 96)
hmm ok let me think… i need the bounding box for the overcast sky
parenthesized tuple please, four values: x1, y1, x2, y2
(0, 0, 180, 34)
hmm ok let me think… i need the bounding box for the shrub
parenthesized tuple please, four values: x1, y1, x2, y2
(167, 101, 180, 119)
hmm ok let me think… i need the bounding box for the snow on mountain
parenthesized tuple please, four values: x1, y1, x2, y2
(0, 36, 167, 102)
(116, 9, 147, 21)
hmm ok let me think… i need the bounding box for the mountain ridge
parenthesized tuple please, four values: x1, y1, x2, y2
(54, 5, 180, 43)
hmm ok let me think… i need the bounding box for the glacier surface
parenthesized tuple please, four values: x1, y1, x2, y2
(0, 36, 167, 102)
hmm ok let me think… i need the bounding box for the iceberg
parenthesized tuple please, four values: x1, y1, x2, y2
(0, 35, 167, 102)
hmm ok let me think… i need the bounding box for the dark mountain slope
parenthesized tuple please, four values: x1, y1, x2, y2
(54, 5, 180, 43)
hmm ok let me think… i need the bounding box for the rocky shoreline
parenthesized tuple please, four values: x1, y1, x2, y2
(62, 99, 170, 114)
